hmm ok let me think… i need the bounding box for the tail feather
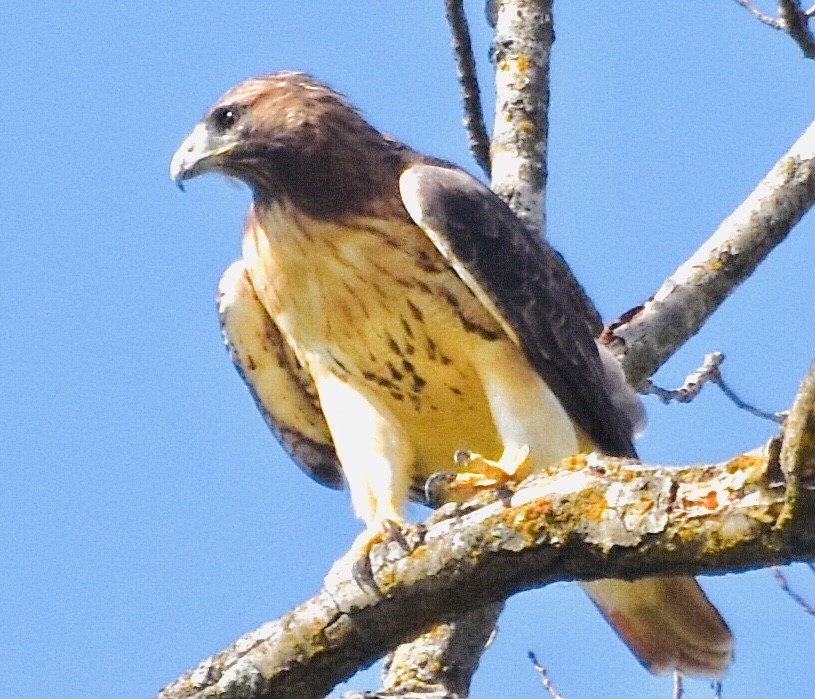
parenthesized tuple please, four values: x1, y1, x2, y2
(582, 576, 733, 677)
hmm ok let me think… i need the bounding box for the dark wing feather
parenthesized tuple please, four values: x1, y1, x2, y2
(400, 163, 636, 458)
(217, 260, 344, 489)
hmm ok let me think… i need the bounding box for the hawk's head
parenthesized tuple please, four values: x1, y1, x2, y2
(171, 71, 409, 218)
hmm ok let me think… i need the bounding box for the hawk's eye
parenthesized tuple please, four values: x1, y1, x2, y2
(210, 105, 243, 134)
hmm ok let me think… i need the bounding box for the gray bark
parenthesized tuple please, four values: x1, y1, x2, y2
(155, 363, 815, 699)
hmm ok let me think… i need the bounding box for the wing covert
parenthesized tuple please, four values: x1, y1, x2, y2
(217, 260, 344, 489)
(399, 163, 638, 457)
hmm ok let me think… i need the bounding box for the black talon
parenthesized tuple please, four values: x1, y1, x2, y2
(381, 518, 410, 551)
(424, 471, 455, 508)
(453, 449, 473, 466)
(495, 484, 514, 506)
(351, 551, 379, 594)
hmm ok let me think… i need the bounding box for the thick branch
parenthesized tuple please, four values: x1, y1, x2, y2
(489, 0, 553, 233)
(778, 359, 815, 530)
(779, 0, 815, 57)
(374, 601, 501, 698)
(156, 433, 815, 699)
(604, 119, 815, 385)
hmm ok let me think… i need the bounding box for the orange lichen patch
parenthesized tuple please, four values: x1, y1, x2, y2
(724, 452, 767, 478)
(701, 490, 719, 510)
(508, 498, 553, 533)
(514, 54, 531, 72)
(676, 484, 726, 516)
(498, 54, 532, 75)
(617, 468, 638, 483)
(503, 496, 578, 548)
(517, 120, 536, 135)
(523, 498, 554, 515)
(555, 453, 590, 473)
(624, 499, 656, 522)
(427, 625, 450, 643)
(582, 491, 608, 522)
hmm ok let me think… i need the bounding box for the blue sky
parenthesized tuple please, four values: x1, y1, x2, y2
(1, 3, 812, 698)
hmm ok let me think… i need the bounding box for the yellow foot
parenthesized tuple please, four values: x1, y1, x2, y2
(448, 444, 531, 499)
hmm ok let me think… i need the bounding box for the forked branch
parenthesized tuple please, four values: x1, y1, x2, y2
(733, 0, 815, 58)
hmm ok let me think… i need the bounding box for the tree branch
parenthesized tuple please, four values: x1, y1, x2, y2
(489, 0, 553, 233)
(371, 601, 501, 698)
(528, 651, 566, 699)
(770, 566, 815, 615)
(642, 351, 787, 424)
(603, 118, 815, 386)
(777, 358, 815, 531)
(488, 0, 604, 335)
(734, 0, 815, 58)
(778, 0, 815, 57)
(733, 0, 784, 28)
(156, 373, 815, 699)
(445, 0, 492, 176)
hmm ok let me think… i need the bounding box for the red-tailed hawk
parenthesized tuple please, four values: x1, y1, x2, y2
(170, 71, 733, 677)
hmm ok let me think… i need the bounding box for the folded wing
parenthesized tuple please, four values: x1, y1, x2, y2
(217, 260, 343, 489)
(400, 163, 638, 456)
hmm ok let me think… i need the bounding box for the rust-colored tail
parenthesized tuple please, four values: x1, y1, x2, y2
(582, 576, 733, 677)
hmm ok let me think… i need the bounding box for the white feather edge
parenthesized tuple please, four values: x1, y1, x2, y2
(399, 166, 520, 346)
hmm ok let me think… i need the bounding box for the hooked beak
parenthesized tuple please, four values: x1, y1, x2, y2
(170, 123, 237, 190)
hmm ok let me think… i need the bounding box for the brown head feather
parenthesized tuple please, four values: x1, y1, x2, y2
(206, 72, 413, 219)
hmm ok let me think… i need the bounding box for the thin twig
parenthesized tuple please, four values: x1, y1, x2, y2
(673, 670, 684, 699)
(528, 651, 565, 699)
(642, 352, 786, 424)
(444, 0, 492, 175)
(733, 0, 783, 27)
(716, 375, 787, 424)
(771, 566, 815, 615)
(642, 352, 725, 403)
